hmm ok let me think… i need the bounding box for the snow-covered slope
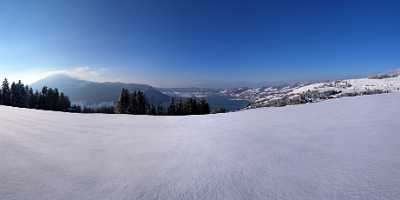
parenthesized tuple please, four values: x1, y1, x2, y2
(218, 83, 309, 104)
(222, 75, 400, 108)
(1, 93, 400, 200)
(292, 76, 400, 94)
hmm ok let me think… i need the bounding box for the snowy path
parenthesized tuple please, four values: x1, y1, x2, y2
(1, 93, 400, 200)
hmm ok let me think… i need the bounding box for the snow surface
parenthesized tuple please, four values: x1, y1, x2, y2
(1, 93, 400, 200)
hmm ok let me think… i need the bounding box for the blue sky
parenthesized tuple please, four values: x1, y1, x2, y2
(1, 0, 400, 87)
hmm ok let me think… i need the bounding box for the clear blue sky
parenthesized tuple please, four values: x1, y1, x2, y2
(1, 0, 399, 87)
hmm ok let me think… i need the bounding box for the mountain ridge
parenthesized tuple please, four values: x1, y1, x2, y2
(31, 74, 171, 106)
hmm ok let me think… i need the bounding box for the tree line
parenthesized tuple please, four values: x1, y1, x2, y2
(1, 78, 216, 116)
(167, 97, 210, 115)
(0, 78, 71, 111)
(116, 88, 211, 115)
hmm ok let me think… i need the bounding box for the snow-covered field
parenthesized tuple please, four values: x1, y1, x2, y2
(1, 93, 400, 200)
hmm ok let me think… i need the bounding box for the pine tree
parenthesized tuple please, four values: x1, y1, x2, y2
(116, 88, 130, 114)
(184, 98, 198, 114)
(137, 91, 147, 114)
(70, 105, 82, 113)
(192, 98, 199, 114)
(199, 99, 210, 114)
(47, 88, 54, 109)
(176, 99, 184, 115)
(148, 105, 156, 115)
(39, 86, 48, 109)
(128, 91, 138, 114)
(156, 105, 164, 115)
(25, 86, 32, 108)
(32, 90, 40, 109)
(1, 78, 11, 106)
(10, 82, 17, 106)
(15, 81, 27, 107)
(26, 88, 34, 108)
(168, 98, 176, 115)
(58, 92, 71, 111)
(53, 88, 60, 110)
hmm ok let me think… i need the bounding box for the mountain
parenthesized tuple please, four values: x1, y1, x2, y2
(31, 74, 171, 106)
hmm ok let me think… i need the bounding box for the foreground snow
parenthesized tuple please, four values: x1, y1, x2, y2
(1, 94, 400, 200)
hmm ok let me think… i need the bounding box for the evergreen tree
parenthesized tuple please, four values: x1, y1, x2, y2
(10, 82, 17, 106)
(137, 91, 147, 114)
(148, 105, 157, 115)
(192, 98, 199, 114)
(47, 88, 54, 109)
(128, 91, 138, 114)
(39, 86, 48, 109)
(168, 98, 177, 115)
(184, 98, 198, 114)
(70, 105, 82, 113)
(52, 88, 60, 110)
(32, 90, 40, 109)
(156, 105, 164, 115)
(116, 88, 130, 114)
(176, 99, 184, 115)
(82, 105, 115, 114)
(28, 89, 34, 108)
(14, 81, 27, 107)
(1, 78, 11, 106)
(26, 86, 32, 108)
(199, 99, 210, 114)
(58, 92, 71, 111)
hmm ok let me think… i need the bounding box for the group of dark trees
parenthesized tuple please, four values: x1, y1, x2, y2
(82, 105, 115, 114)
(116, 89, 150, 114)
(167, 97, 210, 115)
(1, 78, 215, 116)
(116, 88, 211, 115)
(0, 78, 71, 111)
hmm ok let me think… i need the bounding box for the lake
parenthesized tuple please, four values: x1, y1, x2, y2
(206, 95, 249, 111)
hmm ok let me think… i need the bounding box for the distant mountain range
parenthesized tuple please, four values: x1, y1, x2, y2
(31, 74, 170, 106)
(30, 72, 400, 110)
(31, 74, 250, 111)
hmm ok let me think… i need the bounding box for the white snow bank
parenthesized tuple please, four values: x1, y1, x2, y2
(1, 93, 400, 200)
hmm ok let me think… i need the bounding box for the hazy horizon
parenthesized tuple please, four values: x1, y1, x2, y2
(0, 66, 371, 89)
